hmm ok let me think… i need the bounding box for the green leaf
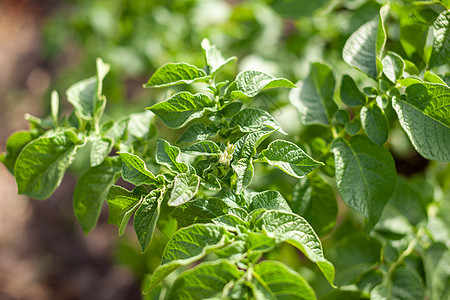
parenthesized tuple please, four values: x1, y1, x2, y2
(327, 233, 381, 286)
(389, 176, 428, 225)
(231, 130, 274, 194)
(171, 197, 230, 226)
(382, 52, 405, 83)
(289, 62, 337, 125)
(233, 157, 254, 194)
(334, 109, 350, 125)
(177, 123, 219, 144)
(168, 173, 200, 206)
(342, 5, 388, 78)
(202, 173, 222, 191)
(251, 261, 316, 300)
(370, 266, 424, 300)
(144, 224, 231, 292)
(249, 190, 292, 213)
(243, 232, 276, 254)
(182, 140, 221, 156)
(292, 174, 337, 236)
(156, 139, 189, 173)
(50, 90, 59, 127)
(106, 185, 148, 236)
(424, 71, 447, 85)
(230, 108, 286, 134)
(95, 57, 110, 94)
(392, 83, 450, 161)
(118, 152, 164, 186)
(201, 38, 237, 76)
(429, 10, 450, 68)
(2, 130, 40, 174)
(270, 0, 327, 18)
(162, 225, 230, 264)
(423, 242, 450, 300)
(213, 213, 247, 230)
(345, 118, 362, 135)
(15, 130, 85, 200)
(66, 60, 109, 120)
(339, 75, 366, 107)
(167, 260, 243, 300)
(360, 102, 389, 145)
(398, 7, 430, 58)
(403, 60, 419, 77)
(331, 135, 397, 231)
(220, 101, 244, 118)
(147, 92, 215, 129)
(73, 156, 122, 233)
(144, 62, 210, 88)
(127, 110, 155, 139)
(233, 130, 274, 162)
(90, 136, 113, 167)
(226, 70, 296, 100)
(134, 189, 164, 252)
(254, 210, 335, 286)
(257, 140, 324, 178)
(66, 77, 97, 119)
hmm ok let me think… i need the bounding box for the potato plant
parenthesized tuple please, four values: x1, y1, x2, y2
(1, 2, 449, 300)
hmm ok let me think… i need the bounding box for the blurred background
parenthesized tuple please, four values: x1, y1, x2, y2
(0, 0, 443, 299)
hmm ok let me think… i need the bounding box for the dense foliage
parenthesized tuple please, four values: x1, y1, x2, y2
(2, 0, 449, 299)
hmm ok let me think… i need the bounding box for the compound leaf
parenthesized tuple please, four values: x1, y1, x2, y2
(73, 156, 122, 233)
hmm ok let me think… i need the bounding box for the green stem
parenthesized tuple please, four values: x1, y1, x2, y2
(386, 228, 424, 278)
